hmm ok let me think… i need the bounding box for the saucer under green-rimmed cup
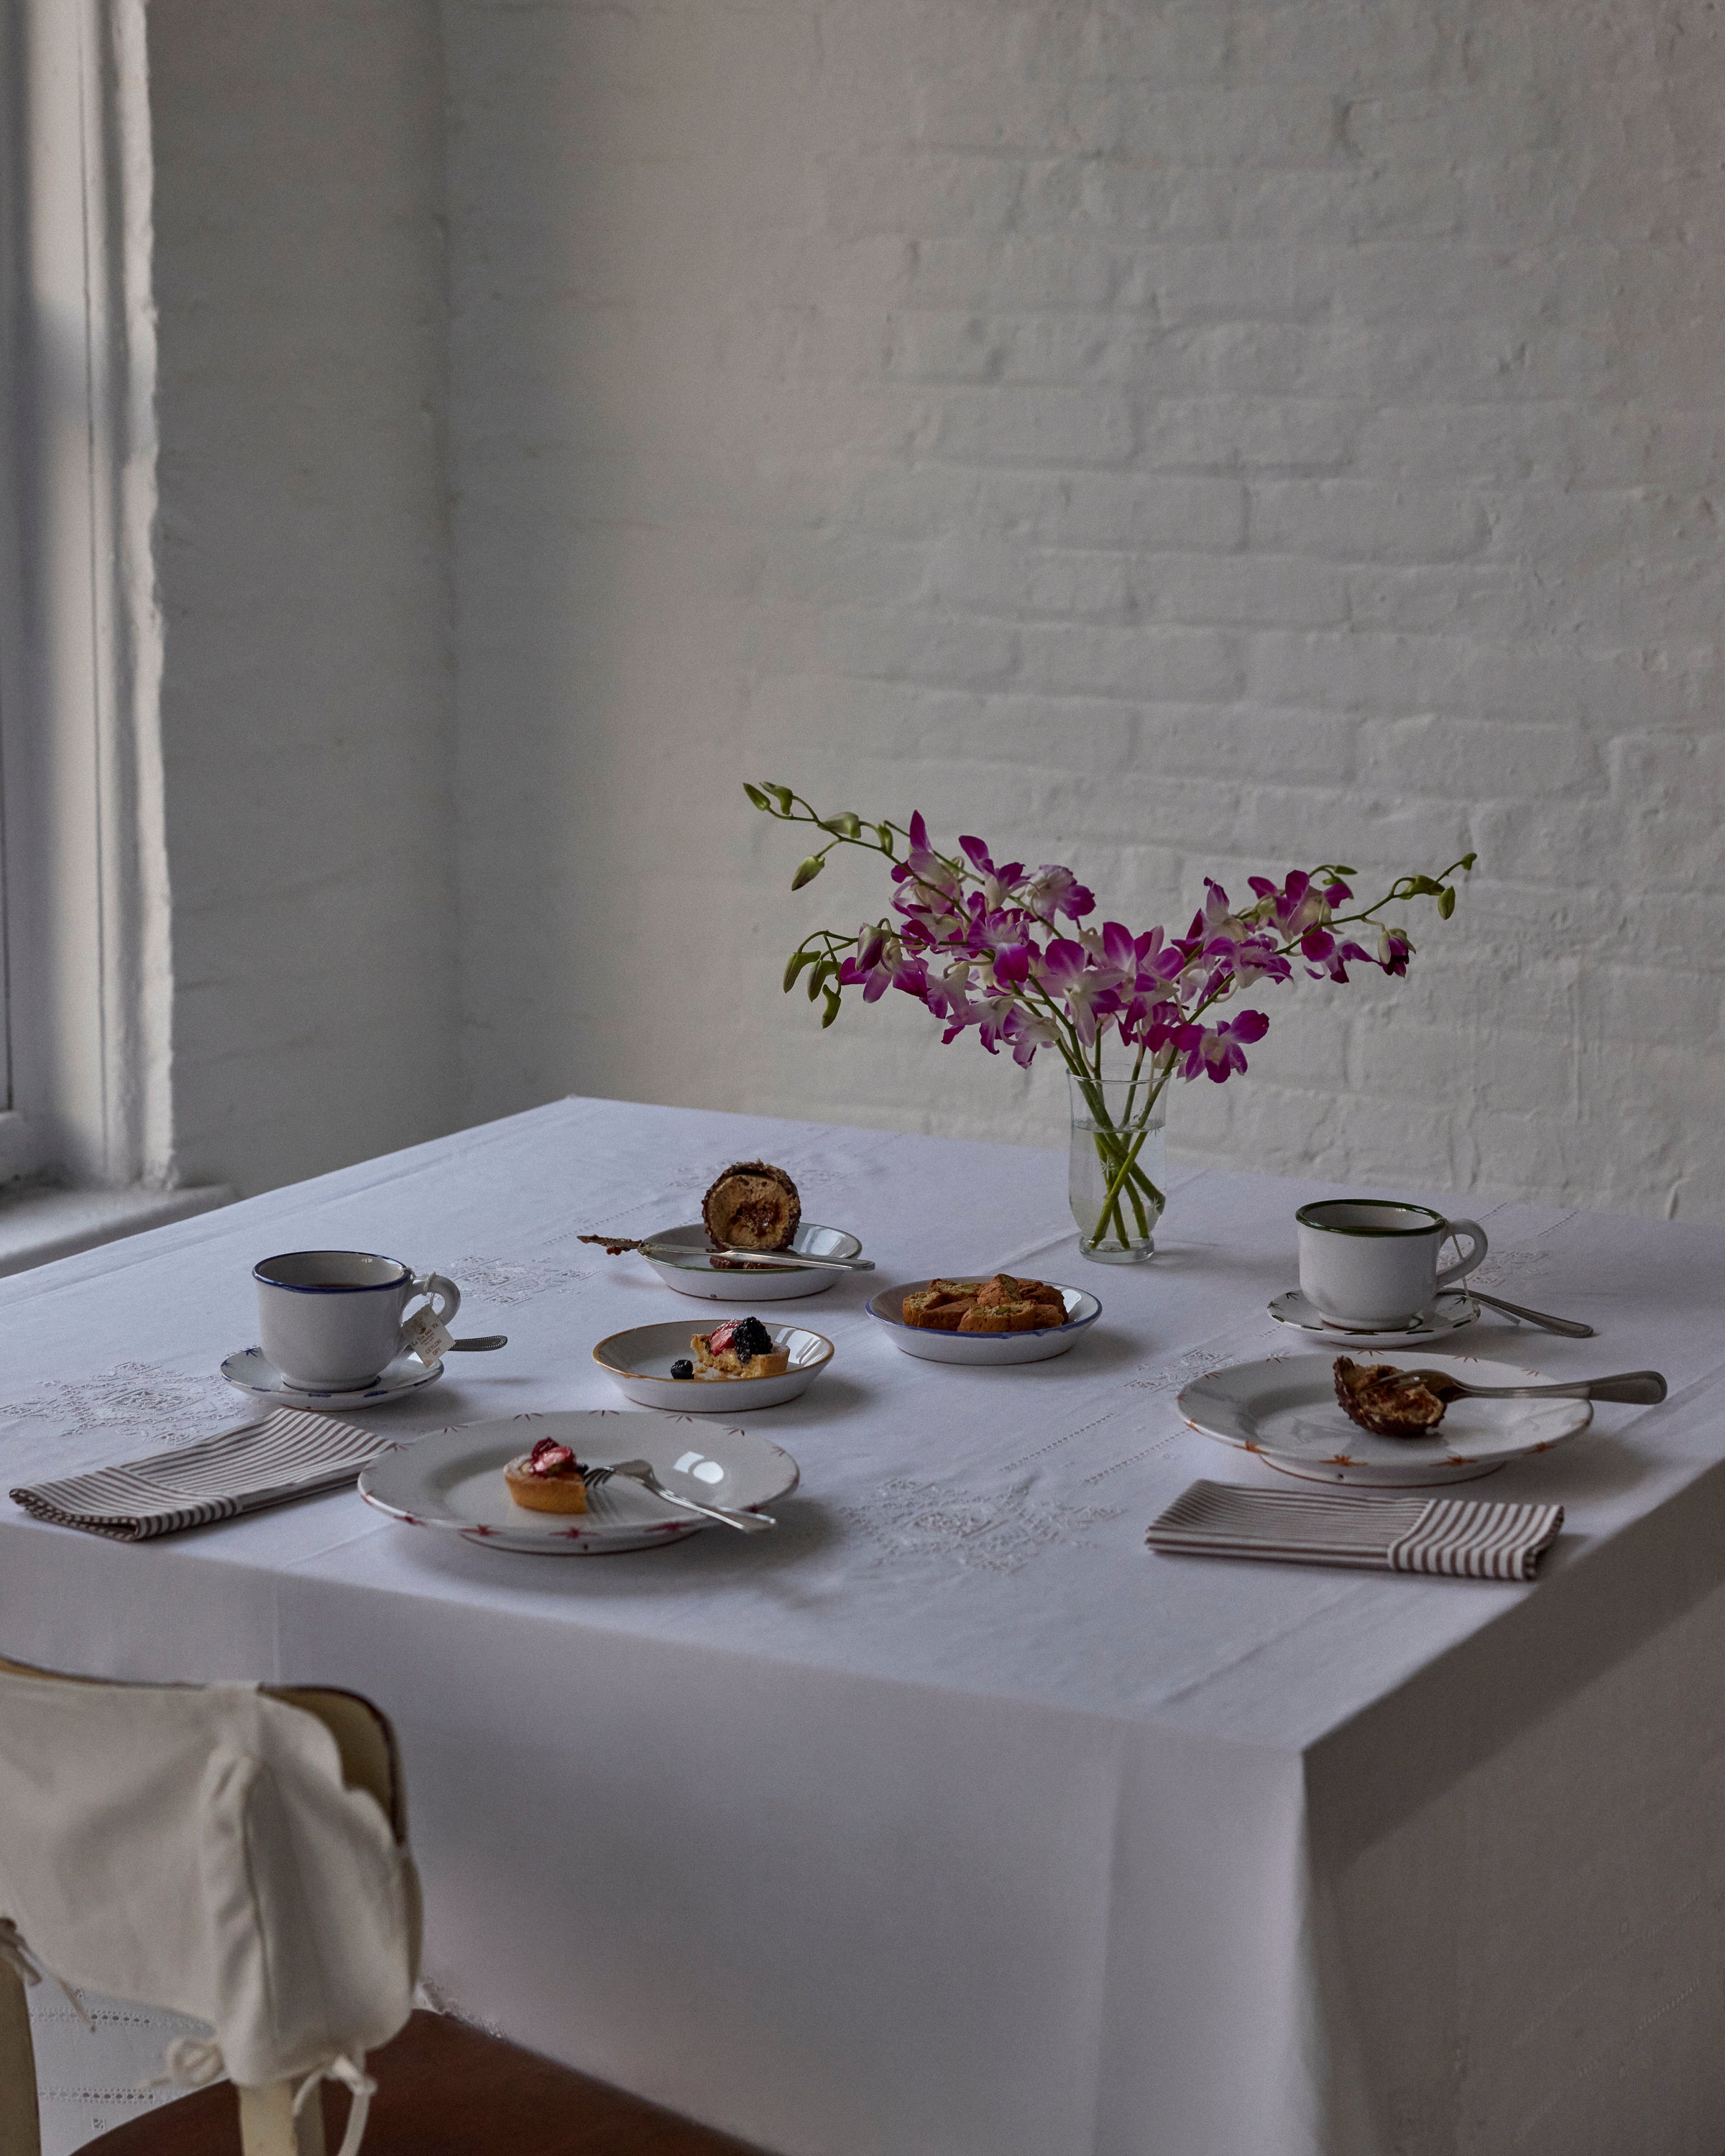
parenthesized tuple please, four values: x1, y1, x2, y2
(1267, 1287, 1480, 1348)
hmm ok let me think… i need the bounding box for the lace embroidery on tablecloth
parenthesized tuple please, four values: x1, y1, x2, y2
(0, 1362, 238, 1447)
(1470, 1248, 1558, 1288)
(837, 1478, 1122, 1574)
(451, 1253, 591, 1307)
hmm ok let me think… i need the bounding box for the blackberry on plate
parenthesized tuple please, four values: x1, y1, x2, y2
(730, 1316, 774, 1361)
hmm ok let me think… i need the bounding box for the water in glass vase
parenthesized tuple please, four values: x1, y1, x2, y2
(1068, 1075, 1166, 1263)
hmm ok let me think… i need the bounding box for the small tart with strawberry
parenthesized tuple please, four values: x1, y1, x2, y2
(690, 1315, 791, 1379)
(504, 1436, 590, 1513)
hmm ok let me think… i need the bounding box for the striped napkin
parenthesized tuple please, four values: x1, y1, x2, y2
(1147, 1479, 1564, 1580)
(9, 1409, 395, 1542)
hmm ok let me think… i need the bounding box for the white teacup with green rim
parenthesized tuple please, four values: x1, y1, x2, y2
(1295, 1200, 1488, 1332)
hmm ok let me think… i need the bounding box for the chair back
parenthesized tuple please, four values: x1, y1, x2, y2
(0, 1658, 418, 2156)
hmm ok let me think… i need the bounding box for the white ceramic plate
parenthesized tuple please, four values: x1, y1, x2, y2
(865, 1280, 1101, 1365)
(221, 1345, 443, 1413)
(592, 1320, 833, 1411)
(1267, 1288, 1480, 1347)
(642, 1222, 865, 1301)
(1177, 1351, 1592, 1487)
(359, 1412, 800, 1553)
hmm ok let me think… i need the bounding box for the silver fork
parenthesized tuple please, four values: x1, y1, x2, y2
(586, 1459, 776, 1534)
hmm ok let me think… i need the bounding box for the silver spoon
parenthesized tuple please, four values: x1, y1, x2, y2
(1400, 1368, 1665, 1404)
(586, 1458, 776, 1533)
(1467, 1290, 1596, 1340)
(448, 1335, 508, 1352)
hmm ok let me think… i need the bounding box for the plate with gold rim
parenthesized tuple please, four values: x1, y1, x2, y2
(593, 1320, 833, 1410)
(1176, 1352, 1592, 1488)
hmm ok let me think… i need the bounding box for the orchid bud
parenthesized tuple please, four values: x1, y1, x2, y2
(791, 854, 825, 890)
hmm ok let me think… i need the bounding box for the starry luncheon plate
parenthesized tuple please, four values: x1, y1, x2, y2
(865, 1280, 1101, 1365)
(642, 1221, 864, 1301)
(359, 1412, 800, 1553)
(592, 1321, 833, 1410)
(1176, 1352, 1592, 1488)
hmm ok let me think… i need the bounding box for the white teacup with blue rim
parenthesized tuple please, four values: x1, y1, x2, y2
(254, 1250, 461, 1389)
(1295, 1201, 1487, 1332)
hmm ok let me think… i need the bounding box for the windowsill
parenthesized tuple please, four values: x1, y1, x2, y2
(0, 1181, 234, 1280)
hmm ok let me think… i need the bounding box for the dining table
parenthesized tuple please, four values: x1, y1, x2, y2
(4, 1094, 1724, 2156)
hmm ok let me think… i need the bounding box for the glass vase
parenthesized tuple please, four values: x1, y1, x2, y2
(1068, 1074, 1167, 1263)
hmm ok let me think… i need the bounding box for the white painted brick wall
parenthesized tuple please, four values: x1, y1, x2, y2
(441, 0, 1725, 1220)
(146, 3, 459, 1196)
(150, 0, 1725, 1221)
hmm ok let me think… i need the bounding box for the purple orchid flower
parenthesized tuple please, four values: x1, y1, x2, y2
(1302, 934, 1376, 985)
(1022, 864, 1095, 921)
(1175, 1010, 1271, 1083)
(755, 795, 1460, 1112)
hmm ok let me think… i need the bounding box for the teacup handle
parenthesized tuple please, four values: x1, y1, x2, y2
(404, 1271, 461, 1337)
(1436, 1220, 1488, 1289)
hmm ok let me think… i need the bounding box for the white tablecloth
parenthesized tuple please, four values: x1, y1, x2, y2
(4, 1098, 1725, 2156)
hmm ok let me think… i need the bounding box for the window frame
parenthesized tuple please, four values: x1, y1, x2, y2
(0, 0, 171, 1197)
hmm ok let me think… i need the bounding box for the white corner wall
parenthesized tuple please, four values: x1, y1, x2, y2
(445, 0, 1725, 1221)
(145, 2, 458, 1197)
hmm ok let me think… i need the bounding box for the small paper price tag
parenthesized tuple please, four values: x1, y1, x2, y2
(403, 1307, 455, 1365)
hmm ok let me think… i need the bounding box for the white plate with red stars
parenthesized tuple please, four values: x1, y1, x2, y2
(359, 1411, 801, 1553)
(1176, 1353, 1592, 1488)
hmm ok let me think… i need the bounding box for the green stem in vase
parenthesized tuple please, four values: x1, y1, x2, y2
(1071, 1059, 1167, 1252)
(1091, 1125, 1162, 1249)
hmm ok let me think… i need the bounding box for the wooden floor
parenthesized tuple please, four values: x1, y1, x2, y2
(85, 2010, 770, 2156)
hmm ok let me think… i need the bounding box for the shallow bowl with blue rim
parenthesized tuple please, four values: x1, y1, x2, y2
(865, 1279, 1101, 1365)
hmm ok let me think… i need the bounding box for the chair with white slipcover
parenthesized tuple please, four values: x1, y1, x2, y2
(0, 1655, 416, 2156)
(0, 1656, 766, 2156)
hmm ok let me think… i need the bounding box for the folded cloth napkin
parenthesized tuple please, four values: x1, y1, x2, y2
(9, 1408, 394, 1542)
(1147, 1478, 1563, 1580)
